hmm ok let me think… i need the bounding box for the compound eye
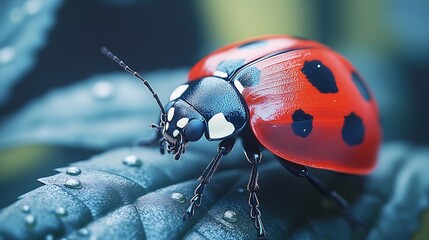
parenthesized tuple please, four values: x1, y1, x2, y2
(184, 119, 205, 142)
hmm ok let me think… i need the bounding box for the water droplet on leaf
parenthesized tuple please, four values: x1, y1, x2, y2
(55, 207, 67, 217)
(21, 204, 31, 213)
(78, 228, 89, 236)
(24, 0, 43, 15)
(66, 167, 81, 175)
(223, 210, 238, 223)
(236, 187, 246, 194)
(0, 47, 15, 64)
(171, 192, 185, 203)
(24, 214, 36, 226)
(64, 178, 82, 189)
(122, 155, 142, 167)
(91, 81, 114, 100)
(45, 234, 54, 240)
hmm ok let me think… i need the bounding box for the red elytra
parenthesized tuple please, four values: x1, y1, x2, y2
(188, 35, 382, 174)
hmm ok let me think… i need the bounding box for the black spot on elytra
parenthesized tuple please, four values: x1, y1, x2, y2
(235, 66, 261, 87)
(216, 59, 245, 77)
(238, 40, 267, 49)
(352, 72, 371, 101)
(291, 109, 313, 138)
(301, 60, 338, 93)
(342, 112, 364, 146)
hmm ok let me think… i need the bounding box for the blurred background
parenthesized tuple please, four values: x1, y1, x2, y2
(0, 0, 428, 211)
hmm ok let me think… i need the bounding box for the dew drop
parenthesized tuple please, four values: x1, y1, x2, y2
(78, 228, 90, 236)
(24, 0, 43, 15)
(21, 204, 31, 213)
(64, 178, 82, 189)
(236, 187, 246, 194)
(55, 207, 67, 217)
(0, 47, 16, 64)
(122, 155, 142, 167)
(45, 234, 54, 240)
(66, 166, 81, 175)
(223, 210, 238, 223)
(91, 81, 115, 100)
(171, 192, 185, 203)
(24, 214, 36, 226)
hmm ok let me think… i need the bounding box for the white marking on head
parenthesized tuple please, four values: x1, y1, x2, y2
(173, 129, 180, 137)
(169, 84, 189, 101)
(233, 80, 244, 93)
(213, 71, 228, 78)
(165, 122, 170, 131)
(167, 107, 175, 121)
(208, 113, 235, 139)
(177, 118, 189, 128)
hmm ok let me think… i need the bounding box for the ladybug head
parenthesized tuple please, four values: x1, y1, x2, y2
(100, 48, 206, 160)
(159, 99, 206, 160)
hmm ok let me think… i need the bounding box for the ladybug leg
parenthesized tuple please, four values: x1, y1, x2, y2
(244, 150, 267, 239)
(279, 160, 368, 229)
(183, 138, 235, 220)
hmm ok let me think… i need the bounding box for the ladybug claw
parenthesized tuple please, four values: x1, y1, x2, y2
(183, 203, 196, 221)
(256, 215, 267, 239)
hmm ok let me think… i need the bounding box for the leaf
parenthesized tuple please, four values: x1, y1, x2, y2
(0, 69, 188, 150)
(0, 0, 62, 106)
(0, 142, 428, 239)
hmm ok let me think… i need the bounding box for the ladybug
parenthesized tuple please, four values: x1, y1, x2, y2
(102, 35, 381, 239)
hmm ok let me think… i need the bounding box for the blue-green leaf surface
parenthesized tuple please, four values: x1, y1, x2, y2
(0, 0, 62, 106)
(0, 70, 187, 150)
(0, 142, 427, 239)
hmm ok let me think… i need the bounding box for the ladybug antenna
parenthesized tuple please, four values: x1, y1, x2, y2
(101, 47, 167, 120)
